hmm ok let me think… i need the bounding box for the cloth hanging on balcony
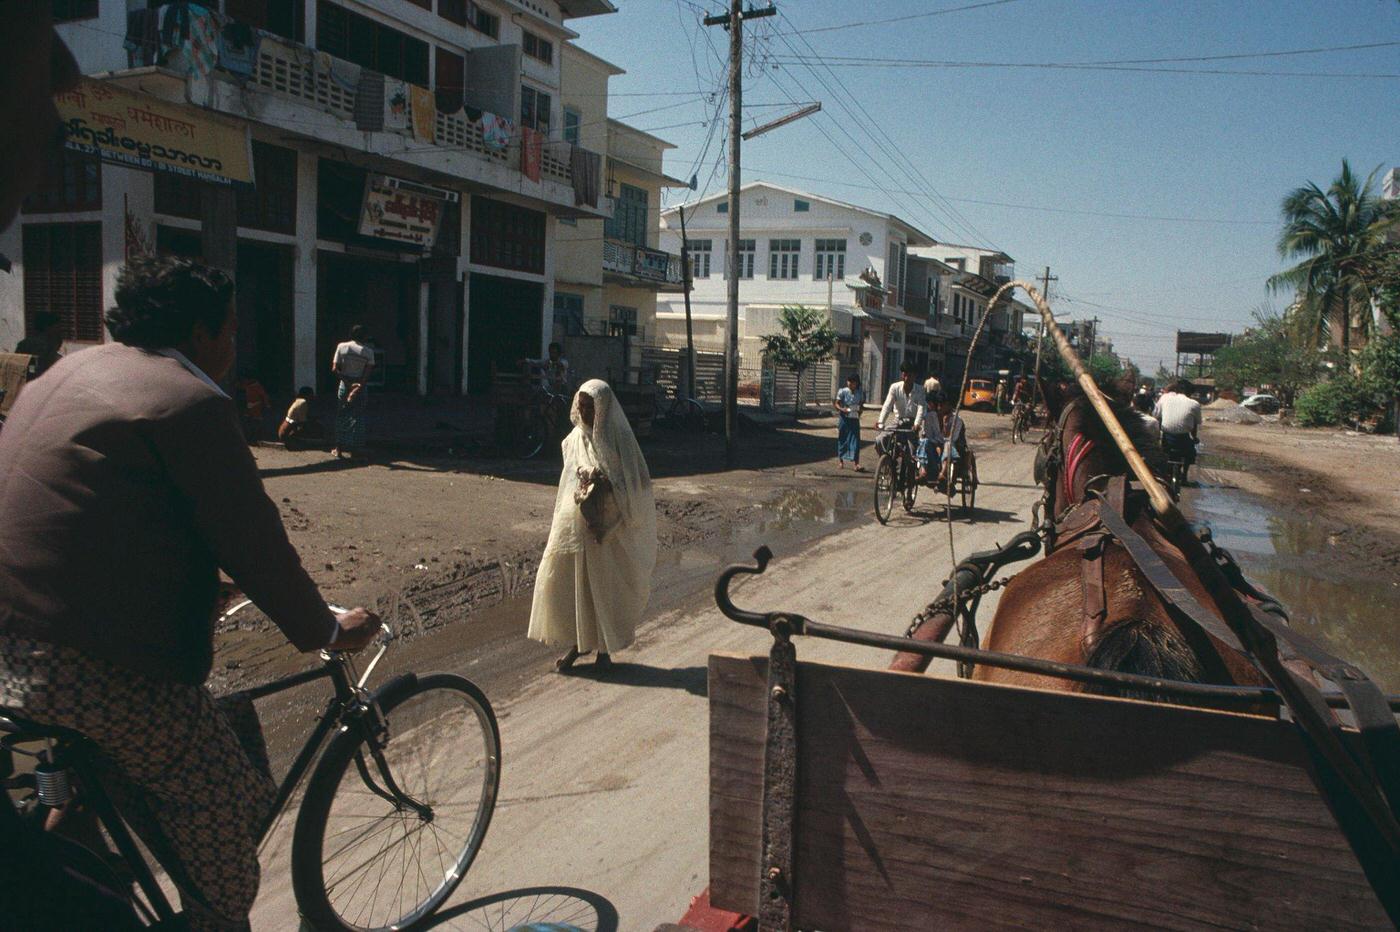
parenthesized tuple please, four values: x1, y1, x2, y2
(124, 10, 161, 68)
(520, 126, 543, 183)
(383, 79, 410, 133)
(316, 51, 361, 93)
(216, 21, 259, 78)
(409, 85, 436, 143)
(570, 145, 601, 208)
(158, 3, 220, 78)
(480, 112, 512, 152)
(354, 70, 385, 132)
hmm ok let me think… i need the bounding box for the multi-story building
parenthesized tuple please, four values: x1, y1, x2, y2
(552, 43, 686, 361)
(3, 0, 619, 399)
(655, 182, 935, 395)
(910, 243, 1030, 381)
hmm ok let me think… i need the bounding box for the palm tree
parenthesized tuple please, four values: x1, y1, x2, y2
(1267, 160, 1398, 359)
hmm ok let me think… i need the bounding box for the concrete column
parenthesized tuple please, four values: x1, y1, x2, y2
(292, 151, 318, 390)
(417, 279, 430, 396)
(540, 214, 556, 358)
(457, 198, 472, 395)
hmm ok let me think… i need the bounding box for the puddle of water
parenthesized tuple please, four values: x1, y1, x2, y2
(1186, 483, 1400, 693)
(751, 488, 863, 531)
(1196, 451, 1250, 472)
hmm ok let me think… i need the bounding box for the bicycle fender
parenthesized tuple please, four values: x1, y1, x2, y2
(368, 672, 420, 707)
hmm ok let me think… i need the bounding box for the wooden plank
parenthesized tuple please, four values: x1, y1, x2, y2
(708, 653, 1388, 930)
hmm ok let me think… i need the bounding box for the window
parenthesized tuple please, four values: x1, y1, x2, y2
(793, 199, 810, 212)
(51, 0, 98, 22)
(768, 239, 799, 280)
(609, 305, 638, 338)
(886, 242, 901, 301)
(224, 0, 304, 40)
(726, 239, 754, 279)
(604, 183, 647, 247)
(22, 223, 103, 343)
(520, 85, 552, 135)
(716, 201, 727, 214)
(563, 108, 581, 146)
(442, 0, 499, 36)
(470, 195, 545, 273)
(435, 48, 465, 113)
(22, 148, 101, 214)
(522, 30, 553, 64)
(235, 141, 298, 234)
(554, 292, 586, 336)
(686, 238, 712, 279)
(316, 1, 429, 86)
(814, 238, 845, 281)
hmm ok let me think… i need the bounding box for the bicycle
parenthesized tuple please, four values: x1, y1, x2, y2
(517, 383, 572, 459)
(1, 603, 501, 931)
(1010, 400, 1032, 444)
(659, 380, 710, 433)
(873, 423, 920, 524)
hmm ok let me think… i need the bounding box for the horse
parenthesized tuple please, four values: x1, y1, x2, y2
(894, 378, 1271, 698)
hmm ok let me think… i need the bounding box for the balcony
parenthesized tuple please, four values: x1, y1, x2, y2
(113, 31, 604, 218)
(603, 239, 684, 291)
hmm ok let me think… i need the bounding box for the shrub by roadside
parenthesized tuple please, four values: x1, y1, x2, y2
(1294, 374, 1377, 427)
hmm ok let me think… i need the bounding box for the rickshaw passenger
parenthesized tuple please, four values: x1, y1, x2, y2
(917, 391, 965, 482)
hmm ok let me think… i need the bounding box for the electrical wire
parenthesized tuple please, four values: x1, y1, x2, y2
(778, 0, 1026, 37)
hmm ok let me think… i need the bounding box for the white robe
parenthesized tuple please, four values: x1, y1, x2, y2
(527, 381, 656, 653)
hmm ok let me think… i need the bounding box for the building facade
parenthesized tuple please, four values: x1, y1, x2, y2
(656, 182, 935, 396)
(3, 0, 619, 399)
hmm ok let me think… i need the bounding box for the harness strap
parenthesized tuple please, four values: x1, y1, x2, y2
(1097, 501, 1400, 922)
(1077, 532, 1109, 656)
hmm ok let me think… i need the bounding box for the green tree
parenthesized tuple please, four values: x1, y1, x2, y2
(760, 305, 838, 417)
(1153, 364, 1173, 385)
(1087, 353, 1123, 386)
(1267, 160, 1398, 360)
(1211, 312, 1325, 405)
(1359, 331, 1400, 435)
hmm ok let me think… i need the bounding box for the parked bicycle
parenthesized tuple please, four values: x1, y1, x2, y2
(2, 603, 501, 931)
(517, 382, 572, 459)
(658, 379, 711, 433)
(873, 423, 920, 524)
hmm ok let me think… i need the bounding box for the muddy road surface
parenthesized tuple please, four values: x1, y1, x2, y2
(242, 414, 1040, 928)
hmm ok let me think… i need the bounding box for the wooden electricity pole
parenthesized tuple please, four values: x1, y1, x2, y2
(1031, 265, 1057, 407)
(706, 1, 775, 466)
(678, 204, 697, 403)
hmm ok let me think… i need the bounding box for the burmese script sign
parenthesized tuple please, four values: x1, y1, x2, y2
(56, 79, 253, 187)
(358, 174, 457, 249)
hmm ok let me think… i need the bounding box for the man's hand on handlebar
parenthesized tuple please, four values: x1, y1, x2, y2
(328, 606, 382, 652)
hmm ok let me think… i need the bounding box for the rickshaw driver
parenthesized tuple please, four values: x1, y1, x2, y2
(876, 361, 926, 461)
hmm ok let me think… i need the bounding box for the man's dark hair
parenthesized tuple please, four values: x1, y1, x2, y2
(548, 341, 562, 354)
(847, 373, 860, 387)
(350, 324, 366, 341)
(297, 386, 315, 399)
(1168, 378, 1192, 394)
(900, 361, 914, 375)
(32, 311, 61, 333)
(105, 257, 233, 349)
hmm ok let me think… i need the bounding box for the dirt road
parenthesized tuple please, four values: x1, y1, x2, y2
(245, 419, 1042, 928)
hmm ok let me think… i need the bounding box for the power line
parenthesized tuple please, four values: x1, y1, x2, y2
(769, 54, 1400, 79)
(778, 0, 1025, 36)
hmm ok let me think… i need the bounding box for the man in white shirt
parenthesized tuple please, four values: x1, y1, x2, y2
(523, 341, 571, 394)
(877, 362, 926, 432)
(330, 325, 376, 458)
(1152, 379, 1202, 481)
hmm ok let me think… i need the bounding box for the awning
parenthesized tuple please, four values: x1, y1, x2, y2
(56, 77, 253, 188)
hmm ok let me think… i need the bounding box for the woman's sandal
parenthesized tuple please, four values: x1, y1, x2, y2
(555, 646, 591, 672)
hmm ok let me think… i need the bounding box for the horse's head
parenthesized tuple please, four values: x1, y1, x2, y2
(1039, 384, 1168, 519)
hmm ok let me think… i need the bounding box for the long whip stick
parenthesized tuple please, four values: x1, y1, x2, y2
(993, 280, 1179, 524)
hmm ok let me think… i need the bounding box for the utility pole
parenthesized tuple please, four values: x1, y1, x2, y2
(678, 204, 697, 403)
(1031, 265, 1057, 407)
(706, 1, 775, 466)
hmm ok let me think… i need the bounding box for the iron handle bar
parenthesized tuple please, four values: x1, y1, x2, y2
(715, 547, 1400, 713)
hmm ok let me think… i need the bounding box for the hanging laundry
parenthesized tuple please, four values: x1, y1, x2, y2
(124, 9, 160, 68)
(480, 112, 512, 152)
(410, 85, 436, 143)
(354, 70, 386, 132)
(464, 105, 484, 123)
(383, 78, 410, 133)
(435, 87, 463, 116)
(324, 54, 361, 94)
(520, 126, 543, 182)
(570, 144, 601, 208)
(159, 3, 220, 78)
(217, 20, 259, 78)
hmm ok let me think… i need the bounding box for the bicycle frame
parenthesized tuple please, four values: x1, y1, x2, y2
(3, 625, 415, 926)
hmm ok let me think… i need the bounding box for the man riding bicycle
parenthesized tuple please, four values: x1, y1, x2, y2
(0, 257, 380, 930)
(1152, 378, 1202, 484)
(876, 361, 926, 460)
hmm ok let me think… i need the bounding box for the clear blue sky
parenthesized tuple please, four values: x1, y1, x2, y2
(571, 0, 1400, 371)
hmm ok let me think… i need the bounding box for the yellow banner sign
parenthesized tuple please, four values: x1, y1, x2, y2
(55, 79, 253, 188)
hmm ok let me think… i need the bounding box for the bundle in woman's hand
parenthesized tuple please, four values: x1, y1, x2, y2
(574, 466, 621, 542)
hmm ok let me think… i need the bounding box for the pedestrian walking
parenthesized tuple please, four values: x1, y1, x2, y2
(834, 373, 865, 471)
(528, 380, 657, 672)
(330, 325, 374, 459)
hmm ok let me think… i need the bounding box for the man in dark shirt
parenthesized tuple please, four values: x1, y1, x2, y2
(14, 310, 64, 377)
(0, 257, 379, 929)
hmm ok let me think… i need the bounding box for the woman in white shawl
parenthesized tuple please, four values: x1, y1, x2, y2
(528, 379, 657, 671)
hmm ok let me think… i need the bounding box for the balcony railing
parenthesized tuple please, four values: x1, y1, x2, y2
(603, 239, 683, 286)
(246, 37, 580, 187)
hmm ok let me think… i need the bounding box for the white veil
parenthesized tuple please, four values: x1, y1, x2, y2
(544, 379, 657, 559)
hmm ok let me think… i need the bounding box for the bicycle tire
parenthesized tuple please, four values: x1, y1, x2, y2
(901, 458, 917, 513)
(679, 398, 706, 433)
(874, 454, 896, 525)
(291, 673, 501, 932)
(517, 411, 546, 460)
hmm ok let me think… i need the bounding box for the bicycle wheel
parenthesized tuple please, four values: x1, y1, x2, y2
(517, 410, 545, 459)
(901, 459, 917, 513)
(291, 674, 501, 932)
(874, 454, 896, 525)
(677, 398, 706, 433)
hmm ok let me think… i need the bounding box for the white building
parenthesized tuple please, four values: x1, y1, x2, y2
(3, 0, 617, 399)
(656, 182, 936, 395)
